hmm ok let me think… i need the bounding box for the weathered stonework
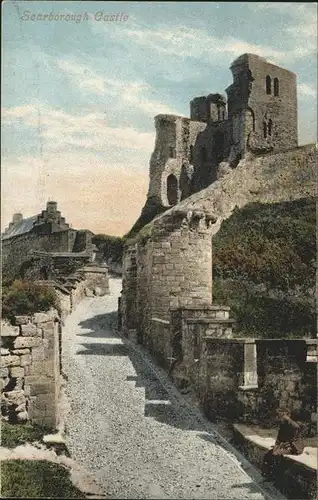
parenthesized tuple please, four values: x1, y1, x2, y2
(1, 310, 61, 427)
(145, 53, 303, 210)
(121, 52, 317, 439)
(2, 201, 95, 281)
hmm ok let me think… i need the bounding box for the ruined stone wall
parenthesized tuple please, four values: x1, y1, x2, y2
(161, 144, 316, 232)
(226, 54, 298, 160)
(81, 266, 109, 297)
(124, 210, 215, 364)
(1, 310, 61, 428)
(197, 338, 317, 434)
(2, 230, 71, 281)
(121, 245, 138, 334)
(147, 114, 206, 206)
(238, 340, 317, 433)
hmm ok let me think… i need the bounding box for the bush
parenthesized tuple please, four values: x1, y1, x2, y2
(92, 234, 124, 263)
(213, 278, 315, 338)
(2, 280, 57, 323)
(213, 198, 315, 291)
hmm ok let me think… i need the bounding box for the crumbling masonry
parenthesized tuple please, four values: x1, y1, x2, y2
(120, 53, 317, 442)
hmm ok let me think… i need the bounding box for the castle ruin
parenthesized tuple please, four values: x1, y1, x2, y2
(120, 53, 317, 473)
(148, 53, 298, 208)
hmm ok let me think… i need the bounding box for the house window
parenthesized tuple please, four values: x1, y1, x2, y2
(266, 75, 272, 95)
(274, 78, 279, 96)
(169, 146, 176, 158)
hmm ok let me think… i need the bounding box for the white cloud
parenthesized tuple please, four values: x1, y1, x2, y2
(103, 22, 285, 64)
(298, 83, 316, 98)
(2, 104, 155, 153)
(56, 59, 182, 116)
(57, 60, 105, 95)
(249, 3, 317, 61)
(93, 7, 316, 65)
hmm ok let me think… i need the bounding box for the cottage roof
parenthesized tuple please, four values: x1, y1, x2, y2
(2, 215, 38, 240)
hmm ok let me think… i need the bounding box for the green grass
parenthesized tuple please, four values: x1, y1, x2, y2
(1, 421, 52, 448)
(1, 460, 85, 498)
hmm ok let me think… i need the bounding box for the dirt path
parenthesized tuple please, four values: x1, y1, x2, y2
(61, 277, 285, 500)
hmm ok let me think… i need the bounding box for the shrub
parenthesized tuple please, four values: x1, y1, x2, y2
(2, 280, 57, 323)
(92, 234, 124, 263)
(213, 198, 315, 291)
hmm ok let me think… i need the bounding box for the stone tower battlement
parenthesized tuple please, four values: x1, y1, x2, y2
(146, 53, 299, 208)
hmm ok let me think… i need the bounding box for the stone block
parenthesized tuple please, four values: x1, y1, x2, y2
(17, 411, 28, 422)
(16, 402, 26, 413)
(15, 316, 31, 325)
(33, 312, 51, 324)
(1, 324, 20, 336)
(13, 348, 31, 355)
(25, 375, 54, 395)
(14, 337, 42, 349)
(1, 355, 20, 367)
(3, 390, 25, 406)
(41, 321, 54, 333)
(28, 393, 55, 418)
(15, 378, 24, 390)
(10, 366, 24, 378)
(32, 345, 45, 362)
(27, 360, 55, 377)
(21, 323, 38, 337)
(1, 348, 10, 355)
(0, 367, 9, 377)
(20, 353, 32, 367)
(24, 384, 31, 396)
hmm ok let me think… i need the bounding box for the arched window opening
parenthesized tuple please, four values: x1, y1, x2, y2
(263, 122, 267, 138)
(167, 174, 178, 206)
(274, 78, 279, 96)
(189, 145, 194, 164)
(169, 146, 176, 158)
(266, 75, 272, 95)
(268, 119, 273, 136)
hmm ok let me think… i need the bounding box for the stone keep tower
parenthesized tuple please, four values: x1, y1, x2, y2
(147, 114, 206, 207)
(146, 53, 298, 208)
(226, 53, 298, 162)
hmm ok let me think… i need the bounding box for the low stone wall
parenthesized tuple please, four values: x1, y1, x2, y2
(81, 266, 109, 296)
(1, 266, 110, 428)
(1, 310, 61, 428)
(197, 338, 317, 434)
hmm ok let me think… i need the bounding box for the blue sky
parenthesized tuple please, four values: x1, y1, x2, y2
(2, 1, 317, 235)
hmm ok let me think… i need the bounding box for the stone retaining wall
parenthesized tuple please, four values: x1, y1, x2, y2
(1, 310, 61, 428)
(1, 265, 110, 428)
(198, 338, 317, 434)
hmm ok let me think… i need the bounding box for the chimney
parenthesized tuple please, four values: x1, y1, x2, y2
(12, 213, 23, 224)
(46, 201, 57, 214)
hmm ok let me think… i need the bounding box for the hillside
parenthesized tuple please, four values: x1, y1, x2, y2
(212, 197, 316, 338)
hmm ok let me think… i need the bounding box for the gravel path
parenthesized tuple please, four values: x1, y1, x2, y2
(62, 277, 285, 500)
